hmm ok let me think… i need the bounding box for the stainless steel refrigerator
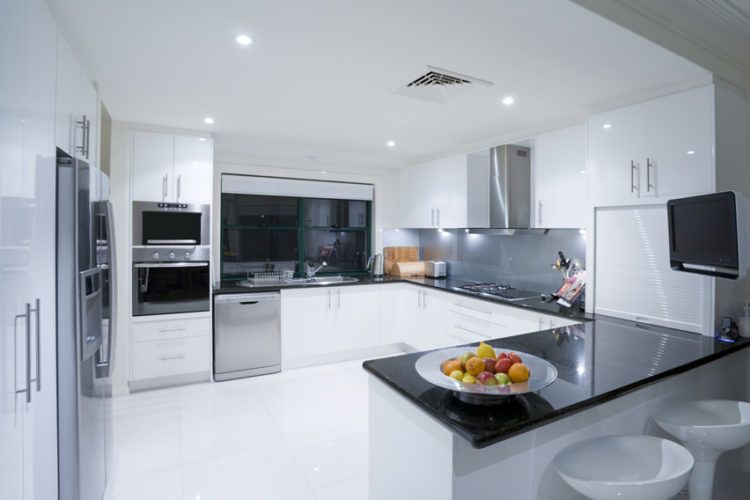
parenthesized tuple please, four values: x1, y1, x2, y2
(56, 149, 117, 500)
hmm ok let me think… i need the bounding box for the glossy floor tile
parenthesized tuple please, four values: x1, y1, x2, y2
(105, 357, 382, 500)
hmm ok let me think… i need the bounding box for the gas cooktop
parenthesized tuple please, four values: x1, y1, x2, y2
(453, 282, 541, 302)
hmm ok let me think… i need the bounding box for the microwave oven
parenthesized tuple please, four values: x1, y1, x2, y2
(667, 191, 750, 280)
(133, 201, 210, 246)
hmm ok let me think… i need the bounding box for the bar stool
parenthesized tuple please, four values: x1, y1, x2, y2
(553, 435, 694, 500)
(654, 400, 750, 500)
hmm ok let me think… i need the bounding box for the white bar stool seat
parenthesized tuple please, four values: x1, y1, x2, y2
(553, 435, 694, 500)
(654, 399, 750, 500)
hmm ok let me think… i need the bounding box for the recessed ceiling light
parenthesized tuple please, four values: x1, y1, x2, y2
(501, 96, 515, 106)
(602, 123, 612, 129)
(235, 34, 253, 46)
(320, 170, 327, 174)
(203, 117, 214, 125)
(386, 140, 396, 148)
(198, 137, 206, 142)
(687, 150, 695, 155)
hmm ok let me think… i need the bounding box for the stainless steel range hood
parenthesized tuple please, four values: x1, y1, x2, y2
(489, 144, 531, 229)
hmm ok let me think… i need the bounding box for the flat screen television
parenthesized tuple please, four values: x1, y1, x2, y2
(667, 191, 749, 279)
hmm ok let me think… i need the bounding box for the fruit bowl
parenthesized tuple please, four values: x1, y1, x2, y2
(414, 345, 557, 404)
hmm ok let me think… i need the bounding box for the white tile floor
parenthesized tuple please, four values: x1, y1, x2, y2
(104, 358, 375, 500)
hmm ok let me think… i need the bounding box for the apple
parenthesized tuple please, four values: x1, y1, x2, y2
(508, 352, 523, 364)
(497, 352, 509, 360)
(477, 371, 498, 385)
(483, 358, 496, 374)
(494, 358, 513, 374)
(495, 373, 511, 385)
(460, 352, 473, 369)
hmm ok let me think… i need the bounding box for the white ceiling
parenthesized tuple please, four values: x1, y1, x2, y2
(49, 0, 710, 165)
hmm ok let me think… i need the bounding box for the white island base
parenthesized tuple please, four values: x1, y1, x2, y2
(369, 350, 750, 500)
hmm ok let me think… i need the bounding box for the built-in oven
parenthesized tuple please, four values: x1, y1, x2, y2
(133, 201, 210, 246)
(132, 246, 211, 316)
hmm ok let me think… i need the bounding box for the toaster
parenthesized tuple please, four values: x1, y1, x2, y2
(425, 260, 447, 278)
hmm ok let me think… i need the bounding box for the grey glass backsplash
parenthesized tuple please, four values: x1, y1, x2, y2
(384, 228, 586, 293)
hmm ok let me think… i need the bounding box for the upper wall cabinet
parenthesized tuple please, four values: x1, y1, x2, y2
(532, 123, 587, 228)
(398, 153, 489, 229)
(55, 29, 97, 163)
(588, 85, 714, 207)
(131, 130, 213, 204)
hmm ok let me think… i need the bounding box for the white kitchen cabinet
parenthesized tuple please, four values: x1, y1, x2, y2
(173, 135, 213, 204)
(132, 130, 174, 202)
(378, 284, 404, 344)
(1, 0, 59, 498)
(131, 130, 213, 203)
(281, 287, 336, 360)
(401, 287, 452, 350)
(533, 124, 587, 228)
(333, 286, 380, 351)
(399, 152, 489, 229)
(55, 29, 97, 163)
(589, 86, 714, 206)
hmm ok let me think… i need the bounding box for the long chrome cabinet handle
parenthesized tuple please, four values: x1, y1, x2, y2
(646, 158, 654, 192)
(630, 161, 638, 193)
(13, 311, 26, 405)
(337, 288, 341, 309)
(538, 200, 543, 226)
(177, 174, 182, 202)
(24, 303, 31, 403)
(31, 299, 40, 392)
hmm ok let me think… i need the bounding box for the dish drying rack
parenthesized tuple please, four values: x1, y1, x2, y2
(239, 265, 294, 285)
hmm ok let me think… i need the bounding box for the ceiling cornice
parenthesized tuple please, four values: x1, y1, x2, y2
(693, 0, 750, 32)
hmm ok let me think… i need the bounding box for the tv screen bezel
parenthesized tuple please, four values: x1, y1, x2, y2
(667, 191, 739, 269)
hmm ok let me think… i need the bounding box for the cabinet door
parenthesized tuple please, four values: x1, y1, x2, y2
(401, 288, 424, 349)
(280, 288, 335, 360)
(54, 30, 78, 155)
(421, 289, 450, 349)
(435, 155, 468, 229)
(132, 130, 173, 202)
(173, 135, 212, 204)
(588, 105, 644, 206)
(399, 163, 434, 228)
(378, 285, 404, 344)
(641, 86, 714, 199)
(534, 124, 587, 228)
(333, 286, 380, 351)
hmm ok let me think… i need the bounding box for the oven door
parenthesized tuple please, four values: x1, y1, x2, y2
(132, 262, 210, 316)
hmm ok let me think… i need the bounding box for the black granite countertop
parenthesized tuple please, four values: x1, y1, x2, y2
(363, 317, 750, 449)
(214, 275, 591, 322)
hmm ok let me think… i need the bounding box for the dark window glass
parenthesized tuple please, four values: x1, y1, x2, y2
(303, 199, 367, 228)
(303, 229, 368, 273)
(133, 265, 210, 316)
(222, 228, 298, 276)
(221, 193, 298, 227)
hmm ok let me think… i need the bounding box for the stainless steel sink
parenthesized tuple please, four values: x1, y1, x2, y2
(237, 275, 360, 288)
(287, 276, 360, 286)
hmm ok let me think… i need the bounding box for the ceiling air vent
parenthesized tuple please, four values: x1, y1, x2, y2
(392, 66, 493, 104)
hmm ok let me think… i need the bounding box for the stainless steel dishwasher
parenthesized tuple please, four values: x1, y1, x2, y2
(214, 292, 281, 381)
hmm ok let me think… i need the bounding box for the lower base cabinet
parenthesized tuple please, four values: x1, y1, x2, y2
(129, 315, 211, 387)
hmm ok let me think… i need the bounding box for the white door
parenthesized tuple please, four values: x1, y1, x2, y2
(641, 86, 714, 199)
(534, 124, 588, 228)
(401, 287, 423, 349)
(0, 1, 30, 496)
(54, 30, 78, 155)
(421, 290, 450, 348)
(333, 286, 380, 351)
(280, 288, 335, 361)
(399, 163, 433, 228)
(131, 130, 173, 202)
(24, 0, 59, 497)
(173, 135, 212, 204)
(588, 104, 644, 206)
(378, 285, 403, 344)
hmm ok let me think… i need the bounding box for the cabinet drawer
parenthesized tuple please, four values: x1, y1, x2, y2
(131, 336, 210, 380)
(132, 316, 211, 342)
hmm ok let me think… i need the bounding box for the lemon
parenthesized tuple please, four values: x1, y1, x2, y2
(476, 341, 496, 359)
(462, 374, 477, 384)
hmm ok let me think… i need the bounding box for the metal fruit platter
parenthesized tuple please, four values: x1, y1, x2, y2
(414, 346, 558, 405)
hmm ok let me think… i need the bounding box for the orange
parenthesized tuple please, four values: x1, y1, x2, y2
(508, 363, 530, 383)
(442, 359, 462, 376)
(465, 357, 485, 376)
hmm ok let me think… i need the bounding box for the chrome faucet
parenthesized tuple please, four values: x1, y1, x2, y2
(305, 261, 327, 279)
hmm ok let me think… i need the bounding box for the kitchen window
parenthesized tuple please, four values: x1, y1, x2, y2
(220, 193, 371, 280)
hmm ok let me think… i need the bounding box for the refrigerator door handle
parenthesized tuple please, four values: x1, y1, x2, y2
(97, 200, 117, 376)
(30, 299, 40, 392)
